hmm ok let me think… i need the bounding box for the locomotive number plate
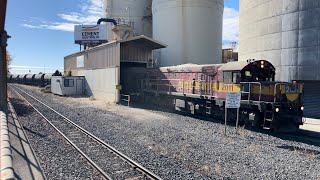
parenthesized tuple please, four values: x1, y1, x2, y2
(285, 85, 300, 94)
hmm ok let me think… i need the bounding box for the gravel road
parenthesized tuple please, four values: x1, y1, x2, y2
(9, 84, 320, 179)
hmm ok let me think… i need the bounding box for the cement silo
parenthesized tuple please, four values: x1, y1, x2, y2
(152, 0, 224, 66)
(239, 0, 320, 118)
(103, 0, 152, 37)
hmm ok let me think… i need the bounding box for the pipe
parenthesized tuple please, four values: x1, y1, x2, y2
(97, 18, 117, 26)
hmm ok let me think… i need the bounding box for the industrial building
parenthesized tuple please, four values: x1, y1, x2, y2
(239, 0, 320, 118)
(222, 48, 238, 63)
(64, 0, 224, 103)
(64, 36, 166, 102)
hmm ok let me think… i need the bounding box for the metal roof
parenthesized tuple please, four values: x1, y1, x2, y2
(120, 35, 167, 50)
(218, 61, 249, 71)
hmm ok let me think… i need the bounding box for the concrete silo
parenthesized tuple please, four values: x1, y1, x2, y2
(152, 0, 224, 66)
(239, 0, 320, 118)
(103, 0, 152, 38)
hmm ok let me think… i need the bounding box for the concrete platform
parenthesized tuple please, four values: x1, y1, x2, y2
(299, 118, 320, 138)
(7, 102, 45, 180)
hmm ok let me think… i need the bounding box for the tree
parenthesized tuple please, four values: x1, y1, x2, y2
(6, 50, 11, 73)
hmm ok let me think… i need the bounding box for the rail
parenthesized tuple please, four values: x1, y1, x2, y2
(120, 94, 130, 107)
(10, 85, 162, 180)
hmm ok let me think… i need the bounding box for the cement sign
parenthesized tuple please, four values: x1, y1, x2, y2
(74, 24, 108, 44)
(226, 92, 241, 108)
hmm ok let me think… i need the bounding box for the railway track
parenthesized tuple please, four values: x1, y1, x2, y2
(9, 84, 162, 180)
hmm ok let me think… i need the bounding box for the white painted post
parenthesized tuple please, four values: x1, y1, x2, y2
(224, 107, 227, 135)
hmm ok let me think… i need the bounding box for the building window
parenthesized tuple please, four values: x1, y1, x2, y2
(64, 79, 74, 87)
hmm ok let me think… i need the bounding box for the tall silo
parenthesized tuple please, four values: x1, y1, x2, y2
(239, 0, 320, 118)
(103, 0, 152, 38)
(152, 0, 224, 66)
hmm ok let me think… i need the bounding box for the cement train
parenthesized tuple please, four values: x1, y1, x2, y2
(8, 71, 62, 87)
(126, 60, 305, 131)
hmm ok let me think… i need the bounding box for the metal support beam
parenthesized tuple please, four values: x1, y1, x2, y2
(0, 0, 8, 111)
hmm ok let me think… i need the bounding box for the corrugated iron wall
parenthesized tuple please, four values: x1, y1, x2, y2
(120, 43, 152, 63)
(86, 42, 120, 68)
(64, 42, 120, 72)
(303, 82, 320, 119)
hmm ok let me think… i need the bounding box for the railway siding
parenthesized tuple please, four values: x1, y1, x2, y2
(8, 84, 320, 179)
(10, 84, 161, 180)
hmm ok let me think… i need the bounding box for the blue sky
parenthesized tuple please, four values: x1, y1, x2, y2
(6, 0, 239, 74)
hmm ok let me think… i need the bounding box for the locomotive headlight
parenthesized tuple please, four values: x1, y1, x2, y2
(275, 108, 280, 113)
(261, 64, 264, 69)
(301, 106, 304, 111)
(261, 61, 265, 65)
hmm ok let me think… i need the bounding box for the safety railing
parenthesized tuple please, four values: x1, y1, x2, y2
(240, 82, 262, 103)
(120, 94, 131, 107)
(139, 78, 219, 97)
(274, 83, 286, 103)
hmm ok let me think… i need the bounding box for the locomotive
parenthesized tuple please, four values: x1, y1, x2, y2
(134, 60, 304, 131)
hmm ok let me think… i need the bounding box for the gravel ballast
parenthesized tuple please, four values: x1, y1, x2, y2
(8, 87, 104, 180)
(9, 84, 320, 179)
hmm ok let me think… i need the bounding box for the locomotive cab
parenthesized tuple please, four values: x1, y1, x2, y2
(240, 60, 275, 82)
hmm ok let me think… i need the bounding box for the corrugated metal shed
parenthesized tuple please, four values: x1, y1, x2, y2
(120, 36, 166, 64)
(64, 36, 167, 72)
(64, 41, 120, 72)
(63, 36, 166, 103)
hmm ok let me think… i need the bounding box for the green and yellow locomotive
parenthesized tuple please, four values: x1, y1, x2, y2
(137, 59, 304, 131)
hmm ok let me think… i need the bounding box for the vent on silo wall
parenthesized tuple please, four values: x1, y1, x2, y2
(239, 0, 320, 82)
(152, 0, 224, 67)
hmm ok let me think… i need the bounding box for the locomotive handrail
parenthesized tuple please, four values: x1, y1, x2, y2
(240, 82, 262, 103)
(143, 78, 219, 96)
(274, 83, 285, 103)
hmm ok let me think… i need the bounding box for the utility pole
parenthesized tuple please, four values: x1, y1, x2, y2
(0, 0, 8, 111)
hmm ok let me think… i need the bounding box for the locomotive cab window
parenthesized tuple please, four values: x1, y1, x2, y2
(232, 72, 241, 83)
(64, 79, 74, 87)
(223, 72, 232, 83)
(224, 71, 241, 83)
